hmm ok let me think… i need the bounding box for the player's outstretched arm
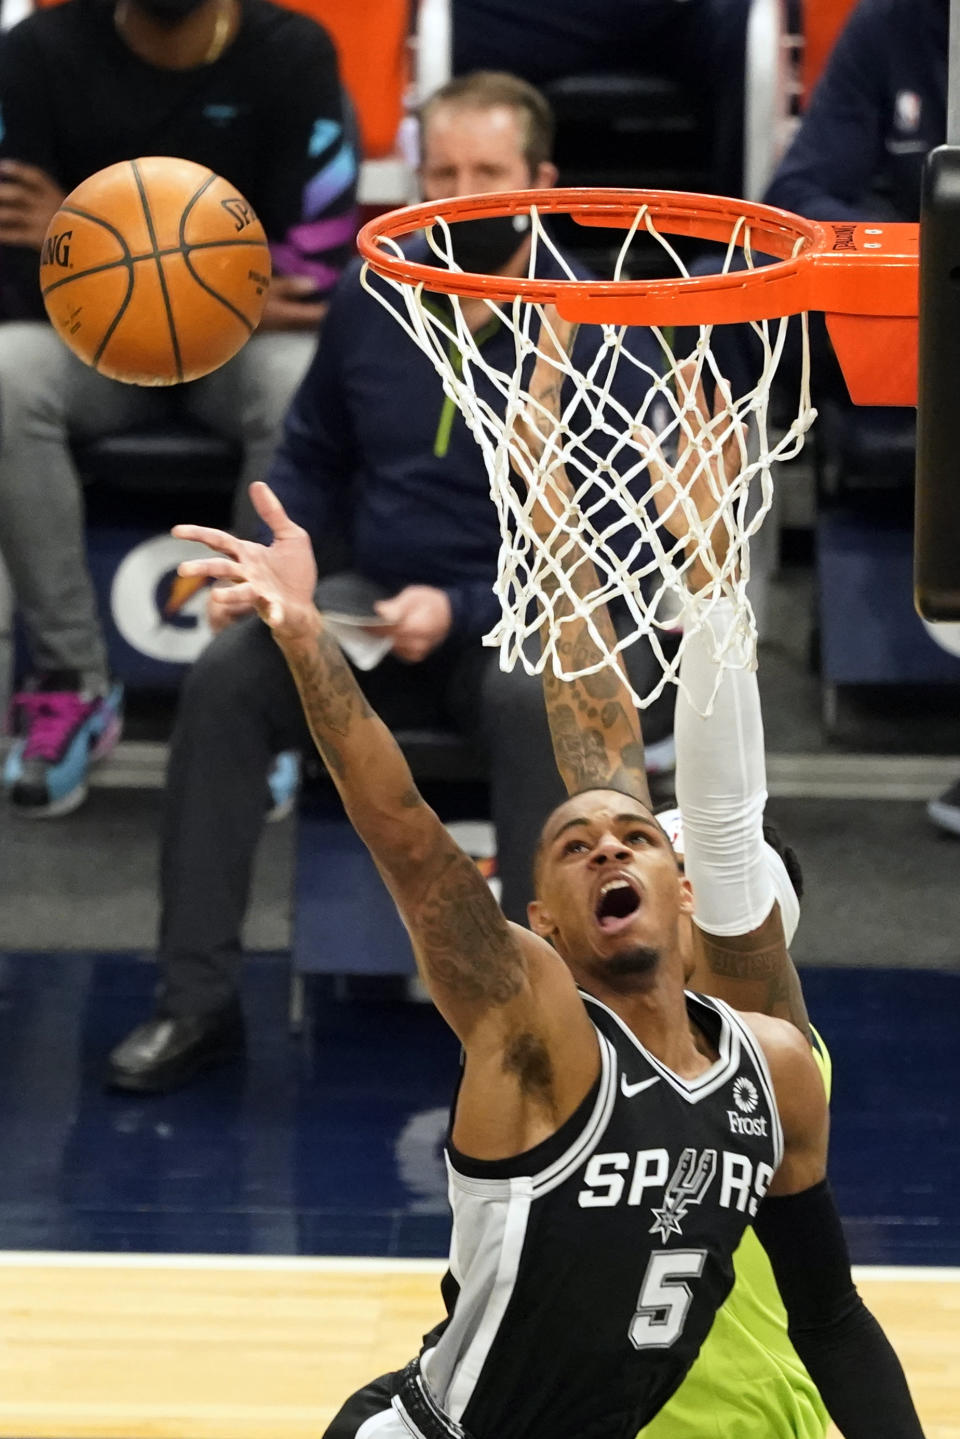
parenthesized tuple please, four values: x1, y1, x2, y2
(174, 483, 596, 1132)
(512, 309, 650, 803)
(172, 481, 526, 1037)
(750, 1016, 924, 1437)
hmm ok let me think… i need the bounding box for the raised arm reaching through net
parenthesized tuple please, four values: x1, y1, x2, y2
(514, 309, 807, 1030)
(173, 479, 600, 1163)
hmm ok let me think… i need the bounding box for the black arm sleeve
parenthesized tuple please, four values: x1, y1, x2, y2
(753, 1179, 924, 1439)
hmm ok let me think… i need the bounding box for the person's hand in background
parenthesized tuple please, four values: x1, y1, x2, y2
(260, 274, 328, 331)
(0, 160, 65, 248)
(372, 585, 452, 662)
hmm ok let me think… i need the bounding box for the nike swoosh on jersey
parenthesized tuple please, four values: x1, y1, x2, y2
(620, 1074, 660, 1098)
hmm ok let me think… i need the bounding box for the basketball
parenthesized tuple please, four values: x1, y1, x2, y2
(39, 156, 272, 386)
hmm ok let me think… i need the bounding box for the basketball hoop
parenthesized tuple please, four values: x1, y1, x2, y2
(356, 189, 919, 712)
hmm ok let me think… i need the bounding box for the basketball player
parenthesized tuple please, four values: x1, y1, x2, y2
(171, 478, 924, 1439)
(515, 313, 829, 1436)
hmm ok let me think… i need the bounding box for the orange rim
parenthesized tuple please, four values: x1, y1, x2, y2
(357, 187, 918, 328)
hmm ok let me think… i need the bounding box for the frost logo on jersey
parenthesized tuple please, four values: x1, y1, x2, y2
(649, 1147, 717, 1243)
(728, 1075, 767, 1137)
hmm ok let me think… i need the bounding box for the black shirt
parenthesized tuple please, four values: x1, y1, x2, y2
(0, 0, 357, 315)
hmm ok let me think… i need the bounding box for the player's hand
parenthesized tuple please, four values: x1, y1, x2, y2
(0, 161, 66, 249)
(372, 585, 453, 662)
(641, 359, 745, 589)
(206, 581, 256, 634)
(259, 274, 328, 332)
(173, 481, 318, 642)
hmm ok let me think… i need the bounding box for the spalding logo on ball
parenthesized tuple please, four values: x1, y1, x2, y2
(39, 155, 271, 385)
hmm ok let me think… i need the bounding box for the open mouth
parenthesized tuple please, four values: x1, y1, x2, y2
(594, 878, 641, 934)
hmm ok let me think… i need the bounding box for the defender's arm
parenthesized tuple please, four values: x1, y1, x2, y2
(751, 1016, 924, 1438)
(514, 312, 650, 803)
(676, 597, 810, 1033)
(651, 367, 810, 1032)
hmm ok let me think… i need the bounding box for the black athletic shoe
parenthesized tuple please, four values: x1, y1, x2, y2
(927, 778, 960, 837)
(105, 1002, 246, 1093)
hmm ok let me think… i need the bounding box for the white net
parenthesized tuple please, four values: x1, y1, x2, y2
(360, 199, 817, 714)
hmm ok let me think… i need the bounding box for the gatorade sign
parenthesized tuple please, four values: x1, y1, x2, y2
(110, 535, 215, 664)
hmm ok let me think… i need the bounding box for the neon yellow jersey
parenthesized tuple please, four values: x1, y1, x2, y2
(639, 1029, 832, 1439)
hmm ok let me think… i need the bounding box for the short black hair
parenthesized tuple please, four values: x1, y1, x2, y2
(761, 820, 804, 902)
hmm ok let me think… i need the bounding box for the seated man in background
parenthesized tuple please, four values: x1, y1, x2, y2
(106, 70, 676, 1094)
(0, 0, 357, 816)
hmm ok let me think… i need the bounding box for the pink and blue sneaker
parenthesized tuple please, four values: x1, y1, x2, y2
(4, 674, 124, 817)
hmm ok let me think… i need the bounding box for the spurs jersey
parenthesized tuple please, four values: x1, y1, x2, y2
(416, 992, 784, 1439)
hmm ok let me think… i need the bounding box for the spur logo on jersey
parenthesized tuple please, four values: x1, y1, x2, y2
(649, 1147, 716, 1242)
(578, 1145, 774, 1228)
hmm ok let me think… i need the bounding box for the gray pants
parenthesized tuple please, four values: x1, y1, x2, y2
(0, 321, 317, 685)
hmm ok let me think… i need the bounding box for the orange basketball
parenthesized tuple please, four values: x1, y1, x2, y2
(39, 155, 272, 386)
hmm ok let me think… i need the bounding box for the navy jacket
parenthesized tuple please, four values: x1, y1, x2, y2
(266, 252, 663, 642)
(765, 0, 947, 223)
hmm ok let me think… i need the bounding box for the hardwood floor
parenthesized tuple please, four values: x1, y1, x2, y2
(0, 1255, 954, 1439)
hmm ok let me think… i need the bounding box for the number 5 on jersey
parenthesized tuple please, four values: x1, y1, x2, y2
(629, 1250, 707, 1349)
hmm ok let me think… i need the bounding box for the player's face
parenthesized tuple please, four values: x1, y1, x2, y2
(528, 791, 693, 979)
(420, 103, 554, 200)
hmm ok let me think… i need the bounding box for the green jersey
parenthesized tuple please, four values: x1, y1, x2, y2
(639, 1030, 832, 1439)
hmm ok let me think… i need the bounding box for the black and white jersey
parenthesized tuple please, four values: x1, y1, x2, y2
(418, 992, 784, 1439)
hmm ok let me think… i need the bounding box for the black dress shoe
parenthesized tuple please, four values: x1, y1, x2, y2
(106, 1004, 246, 1093)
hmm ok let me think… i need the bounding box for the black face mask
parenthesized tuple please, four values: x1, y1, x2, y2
(127, 0, 211, 24)
(429, 212, 532, 274)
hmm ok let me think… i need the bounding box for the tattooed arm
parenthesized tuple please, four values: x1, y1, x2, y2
(172, 481, 598, 1148)
(693, 919, 810, 1034)
(513, 311, 651, 804)
(518, 321, 810, 1036)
